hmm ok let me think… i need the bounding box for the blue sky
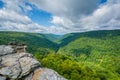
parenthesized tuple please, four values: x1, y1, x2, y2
(0, 0, 4, 8)
(0, 0, 120, 34)
(28, 9, 53, 27)
(25, 0, 107, 27)
(100, 0, 107, 3)
(26, 0, 107, 27)
(24, 2, 53, 27)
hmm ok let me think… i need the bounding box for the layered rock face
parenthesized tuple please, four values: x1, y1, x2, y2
(0, 45, 67, 80)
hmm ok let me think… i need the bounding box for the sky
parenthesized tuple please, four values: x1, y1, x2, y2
(0, 0, 120, 34)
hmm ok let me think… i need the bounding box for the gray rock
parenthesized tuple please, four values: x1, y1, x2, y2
(18, 52, 33, 59)
(19, 53, 40, 77)
(27, 68, 67, 80)
(0, 45, 14, 56)
(0, 54, 22, 79)
(0, 52, 40, 79)
(0, 76, 6, 80)
(0, 45, 67, 80)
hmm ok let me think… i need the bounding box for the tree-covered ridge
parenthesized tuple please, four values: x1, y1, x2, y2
(40, 33, 63, 43)
(56, 36, 120, 79)
(0, 30, 120, 80)
(59, 30, 120, 47)
(0, 31, 59, 53)
(35, 30, 120, 80)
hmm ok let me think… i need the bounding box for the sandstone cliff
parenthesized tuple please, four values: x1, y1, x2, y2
(0, 45, 67, 80)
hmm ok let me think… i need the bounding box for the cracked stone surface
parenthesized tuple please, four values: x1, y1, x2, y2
(0, 45, 14, 56)
(0, 45, 67, 80)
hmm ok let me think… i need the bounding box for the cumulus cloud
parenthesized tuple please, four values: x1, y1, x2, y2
(0, 0, 69, 34)
(0, 0, 46, 33)
(79, 0, 120, 31)
(0, 0, 120, 34)
(28, 0, 120, 33)
(29, 0, 99, 17)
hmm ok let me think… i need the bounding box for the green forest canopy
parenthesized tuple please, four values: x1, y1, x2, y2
(0, 30, 120, 80)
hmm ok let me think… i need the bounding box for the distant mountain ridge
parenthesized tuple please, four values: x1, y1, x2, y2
(0, 30, 120, 53)
(58, 29, 120, 55)
(0, 30, 120, 80)
(0, 31, 59, 53)
(58, 30, 120, 47)
(40, 33, 63, 43)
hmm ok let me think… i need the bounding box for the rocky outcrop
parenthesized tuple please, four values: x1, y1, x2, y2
(0, 45, 67, 80)
(25, 68, 66, 80)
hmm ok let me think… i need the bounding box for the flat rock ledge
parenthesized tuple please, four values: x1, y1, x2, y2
(0, 45, 67, 80)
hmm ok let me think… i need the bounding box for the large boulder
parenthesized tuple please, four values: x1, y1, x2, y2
(0, 53, 40, 79)
(0, 45, 67, 80)
(18, 53, 40, 77)
(0, 76, 6, 80)
(25, 68, 67, 80)
(0, 45, 14, 56)
(0, 54, 21, 79)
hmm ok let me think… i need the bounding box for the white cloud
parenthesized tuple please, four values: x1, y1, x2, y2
(25, 5, 32, 11)
(0, 9, 31, 24)
(28, 0, 120, 33)
(51, 16, 74, 29)
(79, 0, 120, 31)
(0, 0, 47, 33)
(28, 0, 99, 16)
(0, 0, 120, 34)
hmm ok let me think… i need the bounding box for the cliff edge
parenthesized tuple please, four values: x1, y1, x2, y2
(0, 45, 67, 80)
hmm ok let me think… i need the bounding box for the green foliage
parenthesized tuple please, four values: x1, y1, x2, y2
(0, 31, 58, 53)
(59, 30, 120, 46)
(35, 53, 120, 80)
(41, 33, 63, 43)
(69, 45, 92, 57)
(34, 48, 55, 61)
(34, 30, 120, 80)
(0, 30, 120, 80)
